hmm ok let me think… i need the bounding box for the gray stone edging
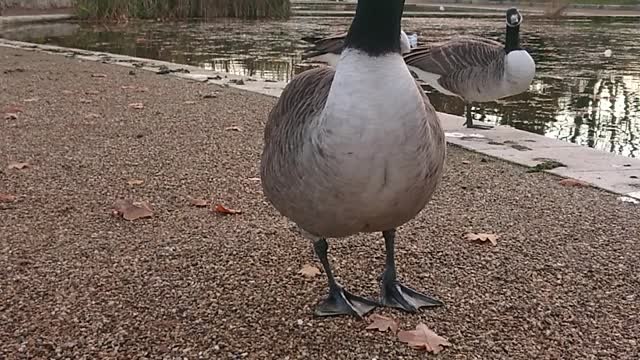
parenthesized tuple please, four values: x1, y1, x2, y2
(1, 38, 639, 203)
(0, 14, 75, 25)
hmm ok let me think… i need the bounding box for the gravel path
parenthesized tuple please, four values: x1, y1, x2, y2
(1, 47, 639, 360)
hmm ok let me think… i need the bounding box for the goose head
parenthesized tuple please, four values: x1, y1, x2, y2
(506, 8, 523, 28)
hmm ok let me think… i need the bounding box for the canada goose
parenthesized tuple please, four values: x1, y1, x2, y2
(261, 0, 446, 318)
(301, 30, 417, 67)
(404, 8, 536, 129)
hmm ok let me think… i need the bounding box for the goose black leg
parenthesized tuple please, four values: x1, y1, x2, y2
(379, 229, 443, 312)
(312, 238, 378, 318)
(464, 104, 493, 130)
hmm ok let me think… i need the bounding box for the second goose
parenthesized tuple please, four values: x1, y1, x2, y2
(404, 7, 536, 129)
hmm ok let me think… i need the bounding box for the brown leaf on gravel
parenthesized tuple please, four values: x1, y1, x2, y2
(113, 199, 153, 221)
(128, 102, 144, 110)
(225, 126, 243, 132)
(7, 162, 30, 170)
(127, 179, 144, 186)
(190, 198, 209, 207)
(91, 73, 107, 78)
(464, 233, 499, 246)
(84, 90, 100, 95)
(559, 178, 589, 187)
(398, 324, 451, 354)
(0, 193, 17, 203)
(4, 113, 18, 120)
(366, 314, 399, 333)
(4, 105, 24, 113)
(121, 85, 148, 92)
(298, 264, 321, 278)
(213, 204, 242, 215)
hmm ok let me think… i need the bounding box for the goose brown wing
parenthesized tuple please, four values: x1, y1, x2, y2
(403, 36, 504, 76)
(263, 66, 335, 146)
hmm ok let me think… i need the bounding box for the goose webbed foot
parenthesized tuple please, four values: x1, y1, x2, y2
(465, 122, 494, 130)
(380, 279, 443, 312)
(314, 286, 378, 318)
(312, 238, 378, 318)
(379, 229, 443, 313)
(464, 104, 494, 130)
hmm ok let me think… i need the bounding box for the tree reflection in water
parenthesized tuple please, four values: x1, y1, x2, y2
(3, 16, 638, 157)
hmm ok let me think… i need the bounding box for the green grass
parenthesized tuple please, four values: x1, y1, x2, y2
(73, 0, 291, 20)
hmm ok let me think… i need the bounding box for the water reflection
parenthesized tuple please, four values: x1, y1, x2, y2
(2, 16, 639, 157)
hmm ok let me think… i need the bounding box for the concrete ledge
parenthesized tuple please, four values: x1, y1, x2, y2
(0, 14, 75, 25)
(2, 38, 639, 202)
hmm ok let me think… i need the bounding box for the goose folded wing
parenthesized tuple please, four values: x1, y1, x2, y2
(403, 36, 504, 76)
(301, 32, 348, 60)
(263, 67, 335, 145)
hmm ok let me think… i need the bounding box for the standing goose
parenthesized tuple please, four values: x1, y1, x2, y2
(403, 8, 536, 129)
(261, 0, 446, 318)
(301, 30, 416, 67)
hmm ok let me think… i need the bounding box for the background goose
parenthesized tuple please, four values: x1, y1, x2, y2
(301, 29, 417, 67)
(403, 8, 536, 129)
(261, 0, 446, 318)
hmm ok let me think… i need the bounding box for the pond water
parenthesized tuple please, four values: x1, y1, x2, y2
(3, 16, 640, 157)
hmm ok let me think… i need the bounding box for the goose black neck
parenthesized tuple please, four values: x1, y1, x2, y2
(505, 25, 521, 53)
(344, 0, 405, 56)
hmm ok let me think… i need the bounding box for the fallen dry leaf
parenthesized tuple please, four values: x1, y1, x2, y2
(559, 178, 589, 187)
(225, 126, 243, 132)
(366, 314, 399, 333)
(121, 85, 148, 92)
(84, 90, 100, 95)
(7, 162, 30, 170)
(4, 113, 18, 120)
(398, 323, 451, 354)
(91, 73, 107, 78)
(190, 198, 209, 207)
(113, 199, 153, 221)
(464, 233, 499, 246)
(213, 204, 242, 215)
(127, 179, 144, 186)
(128, 102, 144, 110)
(298, 264, 321, 278)
(4, 105, 24, 113)
(0, 193, 17, 203)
